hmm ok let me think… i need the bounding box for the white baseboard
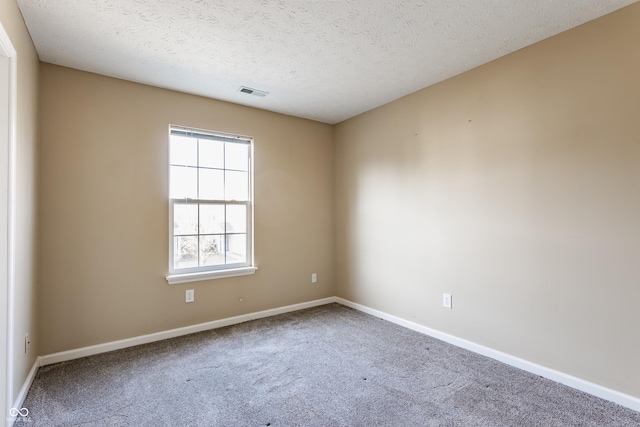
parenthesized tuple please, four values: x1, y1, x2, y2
(31, 295, 639, 414)
(40, 297, 337, 366)
(8, 356, 40, 427)
(335, 297, 640, 413)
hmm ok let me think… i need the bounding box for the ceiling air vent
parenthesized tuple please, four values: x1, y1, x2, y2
(239, 86, 268, 97)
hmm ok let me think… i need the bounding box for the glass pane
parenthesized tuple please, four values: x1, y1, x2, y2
(199, 168, 224, 200)
(226, 143, 249, 171)
(170, 166, 198, 199)
(170, 135, 197, 166)
(199, 139, 224, 169)
(225, 171, 248, 201)
(200, 204, 225, 234)
(173, 204, 198, 235)
(226, 234, 247, 264)
(200, 235, 225, 266)
(226, 205, 246, 233)
(174, 236, 198, 269)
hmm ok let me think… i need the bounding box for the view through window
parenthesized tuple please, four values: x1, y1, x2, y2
(169, 126, 253, 274)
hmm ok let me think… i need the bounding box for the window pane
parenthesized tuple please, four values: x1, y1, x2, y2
(226, 143, 249, 171)
(200, 235, 225, 266)
(226, 205, 246, 233)
(174, 204, 198, 235)
(226, 234, 247, 264)
(200, 204, 225, 234)
(199, 168, 224, 200)
(199, 139, 224, 169)
(170, 166, 198, 199)
(225, 171, 248, 201)
(174, 236, 198, 269)
(170, 135, 197, 166)
(169, 127, 252, 272)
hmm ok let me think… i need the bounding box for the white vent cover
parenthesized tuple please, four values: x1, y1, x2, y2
(239, 86, 268, 97)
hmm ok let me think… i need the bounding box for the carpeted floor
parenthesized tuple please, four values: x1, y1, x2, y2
(18, 303, 640, 426)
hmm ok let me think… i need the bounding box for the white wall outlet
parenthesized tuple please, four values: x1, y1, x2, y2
(185, 289, 195, 303)
(25, 333, 30, 354)
(311, 273, 317, 283)
(443, 293, 452, 309)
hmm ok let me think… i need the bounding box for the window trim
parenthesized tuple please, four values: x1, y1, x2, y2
(166, 266, 258, 285)
(165, 125, 256, 284)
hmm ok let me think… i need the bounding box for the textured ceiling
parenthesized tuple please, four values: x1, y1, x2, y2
(17, 0, 638, 124)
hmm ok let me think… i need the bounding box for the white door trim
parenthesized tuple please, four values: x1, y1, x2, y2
(0, 21, 17, 427)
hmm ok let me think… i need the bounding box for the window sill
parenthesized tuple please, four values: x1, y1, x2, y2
(166, 266, 258, 285)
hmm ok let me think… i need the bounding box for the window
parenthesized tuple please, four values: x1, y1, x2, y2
(166, 126, 256, 284)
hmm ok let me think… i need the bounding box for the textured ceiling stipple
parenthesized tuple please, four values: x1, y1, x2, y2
(17, 0, 638, 124)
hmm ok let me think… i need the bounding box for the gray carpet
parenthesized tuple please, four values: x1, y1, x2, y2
(19, 303, 640, 426)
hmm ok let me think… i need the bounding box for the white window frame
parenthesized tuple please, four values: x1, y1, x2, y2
(166, 125, 257, 284)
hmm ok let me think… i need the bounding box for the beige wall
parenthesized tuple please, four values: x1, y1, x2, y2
(0, 0, 39, 412)
(38, 64, 335, 354)
(335, 3, 640, 398)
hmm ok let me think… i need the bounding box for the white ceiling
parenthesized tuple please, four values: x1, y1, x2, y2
(17, 0, 637, 124)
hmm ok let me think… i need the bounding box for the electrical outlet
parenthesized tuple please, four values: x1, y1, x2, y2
(186, 289, 195, 303)
(311, 273, 317, 283)
(443, 293, 452, 309)
(25, 333, 30, 354)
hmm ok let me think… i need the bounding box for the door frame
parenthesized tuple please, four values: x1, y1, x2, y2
(0, 21, 17, 426)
